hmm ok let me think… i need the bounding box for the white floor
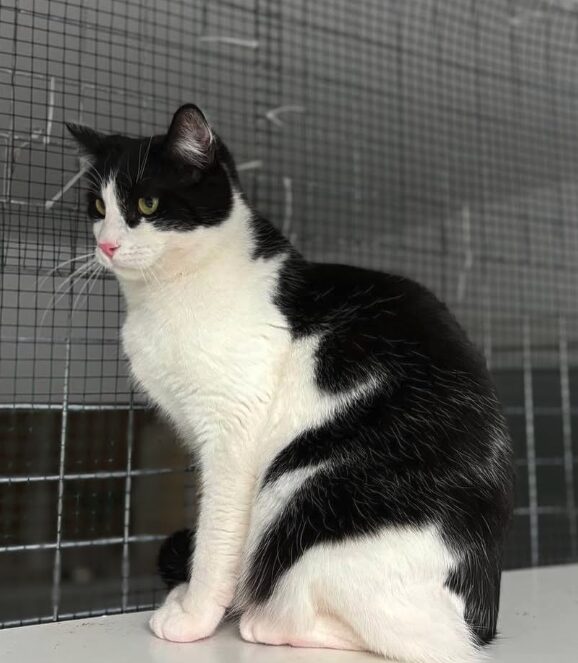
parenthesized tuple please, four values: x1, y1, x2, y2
(2, 564, 577, 662)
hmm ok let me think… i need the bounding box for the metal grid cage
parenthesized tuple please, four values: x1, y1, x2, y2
(1, 0, 578, 627)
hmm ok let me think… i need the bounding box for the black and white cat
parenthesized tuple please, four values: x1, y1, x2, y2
(68, 105, 513, 662)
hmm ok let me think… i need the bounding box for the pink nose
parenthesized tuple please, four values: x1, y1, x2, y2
(98, 242, 119, 258)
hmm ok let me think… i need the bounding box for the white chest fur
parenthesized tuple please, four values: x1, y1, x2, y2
(117, 195, 379, 469)
(121, 253, 290, 449)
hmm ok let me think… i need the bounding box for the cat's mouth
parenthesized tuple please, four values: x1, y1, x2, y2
(94, 244, 163, 282)
(97, 241, 119, 259)
(95, 246, 115, 269)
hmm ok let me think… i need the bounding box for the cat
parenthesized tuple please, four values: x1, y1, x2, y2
(67, 104, 513, 663)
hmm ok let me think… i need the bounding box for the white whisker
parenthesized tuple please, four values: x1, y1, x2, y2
(85, 173, 101, 188)
(126, 152, 133, 187)
(136, 142, 143, 184)
(85, 161, 105, 191)
(54, 259, 96, 293)
(72, 263, 102, 312)
(138, 136, 153, 182)
(38, 252, 94, 288)
(43, 260, 96, 308)
(85, 264, 104, 300)
(86, 170, 104, 190)
(39, 259, 97, 326)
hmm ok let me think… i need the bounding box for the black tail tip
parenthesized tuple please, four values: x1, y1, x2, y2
(157, 528, 194, 590)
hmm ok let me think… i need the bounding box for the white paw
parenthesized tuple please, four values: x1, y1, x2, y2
(149, 584, 224, 643)
(239, 612, 258, 643)
(239, 611, 286, 646)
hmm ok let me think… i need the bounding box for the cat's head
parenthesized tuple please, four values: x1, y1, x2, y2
(67, 104, 241, 280)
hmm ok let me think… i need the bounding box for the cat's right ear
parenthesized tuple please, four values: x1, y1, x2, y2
(164, 104, 214, 168)
(66, 123, 107, 159)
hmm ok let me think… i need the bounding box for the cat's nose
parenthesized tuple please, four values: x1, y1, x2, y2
(98, 242, 119, 258)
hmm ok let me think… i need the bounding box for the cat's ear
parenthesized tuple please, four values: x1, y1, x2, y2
(165, 104, 214, 167)
(66, 123, 107, 159)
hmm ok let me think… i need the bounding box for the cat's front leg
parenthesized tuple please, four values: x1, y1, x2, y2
(149, 449, 255, 642)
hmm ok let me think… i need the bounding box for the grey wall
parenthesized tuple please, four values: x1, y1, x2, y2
(3, 0, 578, 407)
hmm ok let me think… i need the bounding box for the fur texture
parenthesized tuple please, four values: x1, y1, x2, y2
(68, 104, 514, 662)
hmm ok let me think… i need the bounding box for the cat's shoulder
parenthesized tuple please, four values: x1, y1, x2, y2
(277, 259, 483, 372)
(301, 262, 434, 298)
(280, 259, 452, 323)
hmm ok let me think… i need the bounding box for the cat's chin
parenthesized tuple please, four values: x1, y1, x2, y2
(109, 264, 153, 282)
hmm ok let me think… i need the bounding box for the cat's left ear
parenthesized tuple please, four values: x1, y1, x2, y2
(165, 104, 214, 167)
(66, 123, 107, 159)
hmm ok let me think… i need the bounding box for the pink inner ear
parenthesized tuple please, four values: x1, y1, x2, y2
(182, 109, 212, 149)
(168, 105, 214, 165)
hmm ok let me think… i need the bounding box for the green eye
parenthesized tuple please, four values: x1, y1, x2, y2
(95, 198, 106, 216)
(138, 196, 159, 215)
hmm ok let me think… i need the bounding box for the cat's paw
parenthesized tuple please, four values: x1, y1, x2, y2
(149, 584, 224, 643)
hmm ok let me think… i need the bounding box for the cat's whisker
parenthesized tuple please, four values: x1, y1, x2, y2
(85, 165, 106, 194)
(47, 263, 96, 315)
(138, 136, 153, 182)
(72, 263, 103, 313)
(39, 259, 97, 326)
(84, 172, 102, 191)
(85, 264, 104, 299)
(125, 153, 133, 187)
(85, 173, 101, 188)
(85, 160, 104, 183)
(136, 142, 143, 184)
(37, 251, 94, 288)
(53, 259, 97, 294)
(86, 171, 104, 190)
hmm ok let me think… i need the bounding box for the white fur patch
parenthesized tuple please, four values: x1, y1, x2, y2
(93, 179, 125, 247)
(250, 525, 480, 662)
(121, 195, 289, 445)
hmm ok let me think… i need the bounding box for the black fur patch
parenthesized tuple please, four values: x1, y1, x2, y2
(250, 214, 294, 260)
(244, 264, 514, 645)
(67, 120, 234, 232)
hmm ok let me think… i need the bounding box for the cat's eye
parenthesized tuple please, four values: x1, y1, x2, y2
(137, 196, 159, 215)
(95, 198, 106, 216)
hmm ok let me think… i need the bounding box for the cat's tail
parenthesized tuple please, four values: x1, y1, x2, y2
(156, 528, 194, 589)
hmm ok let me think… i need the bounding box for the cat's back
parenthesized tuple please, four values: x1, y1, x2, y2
(281, 260, 491, 388)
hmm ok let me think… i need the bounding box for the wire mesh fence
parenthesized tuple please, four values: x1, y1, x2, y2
(1, 0, 578, 627)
